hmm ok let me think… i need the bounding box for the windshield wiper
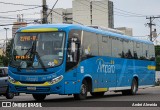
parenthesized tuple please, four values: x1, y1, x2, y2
(33, 51, 47, 72)
(32, 36, 47, 72)
(16, 42, 35, 72)
(16, 35, 47, 72)
(24, 41, 35, 56)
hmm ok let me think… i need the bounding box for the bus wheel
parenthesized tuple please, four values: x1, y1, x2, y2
(130, 78, 138, 95)
(90, 92, 105, 97)
(74, 80, 88, 100)
(5, 88, 14, 99)
(122, 78, 138, 95)
(32, 94, 46, 101)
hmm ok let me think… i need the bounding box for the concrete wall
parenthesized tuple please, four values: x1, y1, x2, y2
(46, 0, 114, 28)
(12, 22, 27, 38)
(73, 0, 114, 28)
(47, 8, 64, 24)
(92, 0, 109, 27)
(115, 27, 133, 36)
(73, 0, 91, 25)
(47, 8, 73, 24)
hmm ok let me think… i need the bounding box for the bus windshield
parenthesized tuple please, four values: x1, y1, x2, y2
(10, 32, 65, 69)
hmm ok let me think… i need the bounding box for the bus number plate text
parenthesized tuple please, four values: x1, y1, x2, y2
(27, 87, 36, 91)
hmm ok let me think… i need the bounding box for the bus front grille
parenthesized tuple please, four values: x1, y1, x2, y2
(20, 81, 45, 84)
(15, 86, 50, 92)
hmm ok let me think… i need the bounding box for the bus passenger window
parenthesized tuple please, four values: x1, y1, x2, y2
(134, 42, 142, 59)
(149, 45, 155, 61)
(125, 49, 133, 59)
(133, 51, 138, 59)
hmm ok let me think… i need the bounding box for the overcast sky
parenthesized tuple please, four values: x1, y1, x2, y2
(0, 0, 160, 43)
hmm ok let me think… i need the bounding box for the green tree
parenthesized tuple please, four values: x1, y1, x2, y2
(155, 45, 160, 71)
(0, 39, 12, 66)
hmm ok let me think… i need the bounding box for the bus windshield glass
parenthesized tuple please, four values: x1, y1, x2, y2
(10, 32, 65, 69)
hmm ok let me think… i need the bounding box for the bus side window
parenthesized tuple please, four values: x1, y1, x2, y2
(123, 40, 133, 59)
(111, 37, 122, 58)
(134, 42, 142, 59)
(82, 31, 98, 57)
(98, 35, 111, 57)
(128, 41, 133, 59)
(149, 45, 155, 61)
(142, 43, 149, 60)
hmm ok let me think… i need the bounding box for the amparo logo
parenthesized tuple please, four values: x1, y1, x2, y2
(97, 58, 115, 74)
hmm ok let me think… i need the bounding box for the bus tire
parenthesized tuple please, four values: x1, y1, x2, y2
(74, 80, 88, 100)
(32, 94, 46, 101)
(130, 78, 138, 95)
(90, 92, 105, 97)
(5, 88, 14, 99)
(122, 78, 138, 95)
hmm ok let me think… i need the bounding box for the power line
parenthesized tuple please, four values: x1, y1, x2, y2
(146, 16, 160, 41)
(114, 8, 146, 17)
(114, 11, 146, 17)
(77, 0, 145, 18)
(46, 0, 82, 25)
(0, 16, 40, 23)
(0, 16, 17, 20)
(81, 0, 107, 13)
(0, 6, 41, 14)
(157, 19, 160, 24)
(0, 1, 41, 7)
(114, 12, 145, 18)
(80, 0, 143, 18)
(156, 24, 160, 28)
(46, 0, 59, 18)
(92, 0, 146, 17)
(0, 22, 35, 26)
(0, 12, 41, 17)
(49, 9, 83, 25)
(84, 0, 146, 17)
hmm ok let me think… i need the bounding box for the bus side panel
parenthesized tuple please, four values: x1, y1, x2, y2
(64, 68, 77, 94)
(134, 60, 155, 86)
(63, 58, 155, 94)
(76, 57, 117, 92)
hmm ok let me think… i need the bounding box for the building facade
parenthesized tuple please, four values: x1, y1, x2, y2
(47, 0, 114, 28)
(115, 27, 133, 36)
(73, 0, 114, 28)
(47, 8, 72, 24)
(12, 22, 27, 38)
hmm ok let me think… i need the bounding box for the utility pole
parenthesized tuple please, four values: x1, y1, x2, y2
(4, 28, 9, 55)
(146, 16, 160, 42)
(42, 0, 48, 24)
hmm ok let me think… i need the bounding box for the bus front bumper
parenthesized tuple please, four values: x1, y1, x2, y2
(8, 76, 64, 94)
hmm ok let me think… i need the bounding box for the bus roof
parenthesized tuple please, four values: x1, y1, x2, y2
(17, 24, 153, 45)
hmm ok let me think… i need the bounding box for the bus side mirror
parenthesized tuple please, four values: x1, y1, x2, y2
(67, 37, 78, 62)
(71, 37, 78, 53)
(71, 42, 76, 53)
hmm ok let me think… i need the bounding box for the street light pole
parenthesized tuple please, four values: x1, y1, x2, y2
(4, 28, 9, 55)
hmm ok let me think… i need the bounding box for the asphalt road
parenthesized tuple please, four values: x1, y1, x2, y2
(0, 86, 160, 110)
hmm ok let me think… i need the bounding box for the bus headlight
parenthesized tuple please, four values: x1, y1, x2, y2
(48, 75, 63, 85)
(8, 76, 17, 83)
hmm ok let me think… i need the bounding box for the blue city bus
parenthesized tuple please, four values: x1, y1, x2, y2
(8, 24, 155, 100)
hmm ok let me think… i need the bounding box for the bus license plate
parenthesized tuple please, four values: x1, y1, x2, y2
(27, 87, 36, 91)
